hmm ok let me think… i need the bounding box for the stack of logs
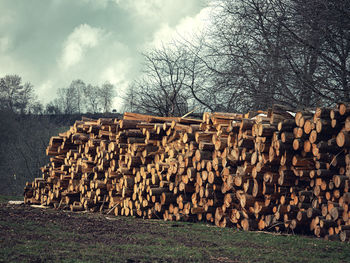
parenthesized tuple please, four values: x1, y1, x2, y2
(24, 103, 350, 241)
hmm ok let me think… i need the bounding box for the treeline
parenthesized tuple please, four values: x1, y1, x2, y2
(47, 80, 116, 115)
(0, 75, 116, 115)
(123, 0, 350, 115)
(0, 75, 118, 195)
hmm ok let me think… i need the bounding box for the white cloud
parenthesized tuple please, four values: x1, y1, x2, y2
(115, 0, 161, 17)
(77, 0, 109, 9)
(100, 59, 132, 111)
(115, 0, 198, 19)
(37, 80, 54, 101)
(147, 7, 212, 48)
(102, 64, 125, 85)
(59, 24, 106, 69)
(101, 60, 130, 91)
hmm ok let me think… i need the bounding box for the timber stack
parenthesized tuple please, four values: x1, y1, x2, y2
(24, 103, 350, 241)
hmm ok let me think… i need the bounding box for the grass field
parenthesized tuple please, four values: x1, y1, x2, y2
(0, 195, 22, 203)
(0, 196, 349, 263)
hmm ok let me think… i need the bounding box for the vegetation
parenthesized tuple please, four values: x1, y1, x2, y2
(0, 195, 22, 203)
(0, 202, 349, 263)
(0, 74, 119, 196)
(0, 112, 66, 195)
(123, 0, 350, 115)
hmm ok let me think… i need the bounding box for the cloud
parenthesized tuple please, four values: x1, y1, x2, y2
(147, 6, 212, 48)
(77, 0, 109, 9)
(0, 37, 10, 52)
(101, 61, 130, 86)
(59, 24, 106, 69)
(0, 10, 15, 27)
(37, 80, 54, 101)
(100, 60, 132, 109)
(115, 0, 161, 17)
(115, 0, 202, 22)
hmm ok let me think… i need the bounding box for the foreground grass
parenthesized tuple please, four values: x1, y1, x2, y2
(0, 202, 349, 262)
(0, 195, 22, 203)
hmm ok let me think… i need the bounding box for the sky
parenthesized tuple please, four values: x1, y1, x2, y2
(0, 0, 211, 111)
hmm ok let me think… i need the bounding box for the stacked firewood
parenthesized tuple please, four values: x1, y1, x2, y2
(24, 104, 350, 241)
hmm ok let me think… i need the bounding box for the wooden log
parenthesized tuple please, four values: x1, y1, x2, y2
(336, 131, 350, 147)
(340, 230, 350, 242)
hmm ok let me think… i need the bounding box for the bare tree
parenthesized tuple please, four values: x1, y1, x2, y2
(124, 45, 189, 116)
(124, 42, 216, 116)
(122, 84, 137, 113)
(69, 79, 86, 113)
(99, 82, 115, 113)
(54, 79, 86, 114)
(126, 0, 349, 113)
(206, 0, 350, 109)
(52, 80, 116, 114)
(206, 0, 296, 110)
(83, 84, 101, 113)
(56, 87, 77, 114)
(276, 0, 350, 104)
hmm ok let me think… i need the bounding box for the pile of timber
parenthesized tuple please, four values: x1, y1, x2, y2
(24, 103, 350, 241)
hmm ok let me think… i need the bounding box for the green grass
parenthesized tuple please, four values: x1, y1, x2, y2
(0, 195, 22, 203)
(0, 202, 349, 263)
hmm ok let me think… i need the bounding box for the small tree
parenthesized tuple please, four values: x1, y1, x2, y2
(45, 100, 62, 115)
(69, 80, 86, 113)
(83, 84, 101, 113)
(99, 82, 115, 113)
(0, 75, 35, 114)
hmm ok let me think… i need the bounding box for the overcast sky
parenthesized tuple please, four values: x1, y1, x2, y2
(0, 0, 211, 111)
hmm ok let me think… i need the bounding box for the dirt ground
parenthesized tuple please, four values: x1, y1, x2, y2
(0, 202, 226, 262)
(0, 202, 349, 263)
(0, 202, 202, 248)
